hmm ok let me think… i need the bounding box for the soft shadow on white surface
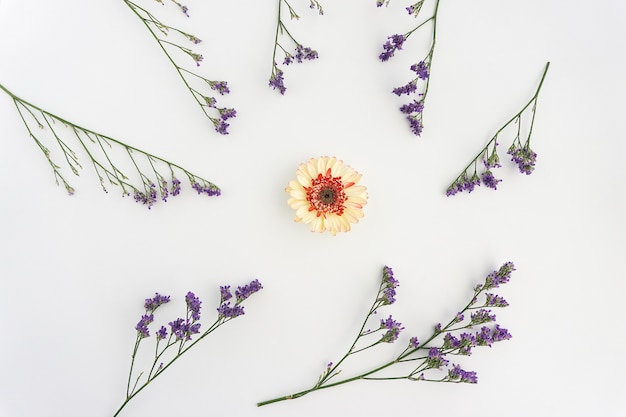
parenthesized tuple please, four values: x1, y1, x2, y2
(0, 1, 625, 416)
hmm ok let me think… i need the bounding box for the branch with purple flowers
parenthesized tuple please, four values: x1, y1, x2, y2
(113, 279, 263, 417)
(0, 82, 221, 208)
(446, 62, 550, 196)
(378, 0, 439, 136)
(269, 0, 323, 95)
(257, 262, 514, 406)
(122, 0, 236, 134)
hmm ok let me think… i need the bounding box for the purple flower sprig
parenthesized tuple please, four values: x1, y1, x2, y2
(257, 262, 515, 406)
(446, 62, 550, 197)
(378, 0, 441, 136)
(116, 280, 263, 417)
(122, 0, 236, 134)
(269, 0, 322, 95)
(0, 82, 221, 208)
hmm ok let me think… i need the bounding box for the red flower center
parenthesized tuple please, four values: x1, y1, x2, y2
(305, 169, 348, 217)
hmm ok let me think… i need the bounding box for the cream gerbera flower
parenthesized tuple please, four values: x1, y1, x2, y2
(286, 156, 368, 235)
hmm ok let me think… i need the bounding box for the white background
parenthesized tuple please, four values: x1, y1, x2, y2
(1, 0, 625, 416)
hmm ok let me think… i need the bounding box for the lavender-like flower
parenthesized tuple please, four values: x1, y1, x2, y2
(269, 67, 287, 95)
(380, 315, 404, 343)
(481, 170, 502, 190)
(258, 262, 515, 406)
(144, 293, 171, 311)
(122, 0, 236, 134)
(0, 83, 222, 208)
(269, 0, 322, 95)
(379, 34, 406, 62)
(379, 0, 441, 136)
(446, 62, 550, 196)
(115, 280, 262, 417)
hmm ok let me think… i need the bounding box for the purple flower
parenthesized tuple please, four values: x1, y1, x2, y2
(475, 326, 494, 347)
(400, 99, 424, 114)
(470, 309, 496, 325)
(185, 291, 202, 321)
(168, 317, 201, 341)
(508, 144, 537, 175)
(485, 293, 509, 307)
(161, 181, 170, 202)
(220, 285, 232, 302)
(392, 81, 417, 96)
(407, 114, 423, 136)
(219, 108, 237, 121)
(380, 315, 404, 343)
(406, 1, 424, 17)
(443, 333, 460, 349)
(135, 314, 154, 338)
(410, 61, 429, 80)
(156, 325, 168, 340)
(269, 68, 286, 95)
(481, 170, 502, 190)
(217, 302, 245, 318)
(379, 34, 406, 61)
(448, 364, 478, 383)
(210, 81, 230, 95)
(134, 183, 158, 209)
(192, 182, 221, 197)
(484, 262, 515, 289)
(235, 279, 263, 302)
(171, 178, 181, 196)
(409, 336, 420, 348)
(144, 293, 171, 312)
(214, 119, 230, 135)
(493, 324, 512, 342)
(379, 266, 399, 305)
(455, 312, 465, 323)
(283, 54, 293, 65)
(458, 333, 477, 355)
(426, 347, 449, 369)
(295, 45, 319, 62)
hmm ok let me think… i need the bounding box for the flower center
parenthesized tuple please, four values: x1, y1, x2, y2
(305, 169, 347, 216)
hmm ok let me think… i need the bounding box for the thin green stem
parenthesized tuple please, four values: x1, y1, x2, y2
(447, 62, 550, 186)
(121, 0, 211, 120)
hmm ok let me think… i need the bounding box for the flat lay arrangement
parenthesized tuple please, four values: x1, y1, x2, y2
(1, 1, 625, 417)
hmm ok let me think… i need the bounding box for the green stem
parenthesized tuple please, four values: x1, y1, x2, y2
(448, 62, 550, 184)
(121, 0, 210, 119)
(258, 281, 492, 407)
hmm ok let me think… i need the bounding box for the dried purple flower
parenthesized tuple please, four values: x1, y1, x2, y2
(220, 285, 232, 302)
(407, 115, 423, 136)
(380, 315, 404, 343)
(481, 170, 502, 190)
(410, 61, 429, 80)
(448, 364, 478, 383)
(379, 266, 399, 305)
(400, 99, 424, 114)
(171, 178, 181, 196)
(508, 144, 537, 175)
(269, 68, 287, 95)
(144, 293, 171, 312)
(470, 309, 496, 325)
(217, 302, 245, 319)
(485, 293, 509, 307)
(235, 279, 263, 302)
(426, 347, 449, 369)
(192, 182, 221, 197)
(156, 326, 168, 340)
(392, 81, 417, 96)
(379, 34, 406, 62)
(209, 81, 230, 95)
(185, 291, 202, 321)
(136, 314, 154, 338)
